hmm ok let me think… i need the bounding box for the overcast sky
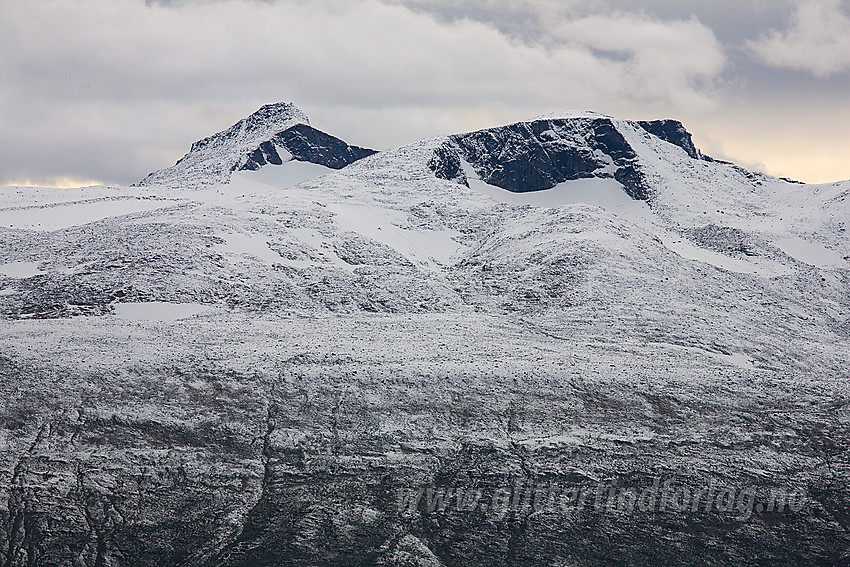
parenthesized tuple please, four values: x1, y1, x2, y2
(2, 0, 849, 186)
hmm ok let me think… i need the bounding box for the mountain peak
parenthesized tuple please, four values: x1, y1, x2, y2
(428, 112, 714, 201)
(184, 101, 310, 156)
(239, 102, 309, 133)
(430, 114, 649, 199)
(138, 102, 311, 189)
(138, 102, 376, 189)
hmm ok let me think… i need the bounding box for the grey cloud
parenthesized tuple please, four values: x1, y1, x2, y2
(389, 0, 796, 45)
(746, 0, 850, 77)
(383, 0, 580, 45)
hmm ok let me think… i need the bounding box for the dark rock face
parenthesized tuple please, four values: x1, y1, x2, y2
(430, 118, 652, 201)
(636, 119, 701, 160)
(240, 124, 377, 172)
(241, 141, 286, 170)
(427, 143, 467, 186)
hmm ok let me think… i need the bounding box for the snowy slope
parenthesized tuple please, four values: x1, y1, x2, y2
(136, 102, 309, 189)
(136, 102, 376, 190)
(1, 108, 849, 566)
(616, 117, 850, 265)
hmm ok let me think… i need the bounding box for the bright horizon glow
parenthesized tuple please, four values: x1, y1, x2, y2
(1, 177, 105, 189)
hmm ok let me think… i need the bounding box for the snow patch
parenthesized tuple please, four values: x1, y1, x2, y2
(661, 236, 791, 277)
(287, 228, 355, 271)
(518, 427, 657, 450)
(113, 302, 215, 321)
(0, 261, 44, 278)
(774, 236, 846, 268)
(462, 161, 631, 210)
(0, 198, 178, 231)
(652, 342, 756, 370)
(327, 203, 467, 269)
(232, 159, 334, 190)
(214, 233, 284, 266)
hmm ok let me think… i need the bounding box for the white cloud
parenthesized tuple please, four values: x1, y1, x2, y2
(553, 14, 726, 111)
(747, 0, 850, 77)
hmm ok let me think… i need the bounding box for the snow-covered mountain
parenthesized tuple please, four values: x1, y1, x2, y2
(1, 103, 849, 566)
(137, 102, 376, 189)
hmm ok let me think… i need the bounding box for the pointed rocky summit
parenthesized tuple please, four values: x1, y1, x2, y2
(137, 102, 376, 189)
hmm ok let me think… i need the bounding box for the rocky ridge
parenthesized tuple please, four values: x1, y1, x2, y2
(429, 112, 707, 201)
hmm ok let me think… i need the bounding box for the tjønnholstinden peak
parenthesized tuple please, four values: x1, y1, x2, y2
(137, 102, 377, 189)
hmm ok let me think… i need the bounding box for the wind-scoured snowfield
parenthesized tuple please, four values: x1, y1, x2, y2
(0, 104, 848, 566)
